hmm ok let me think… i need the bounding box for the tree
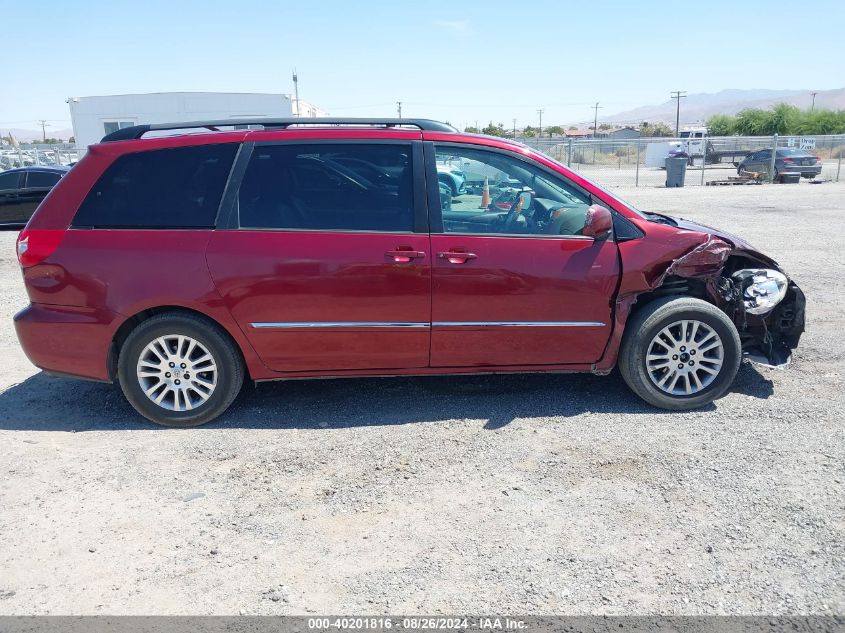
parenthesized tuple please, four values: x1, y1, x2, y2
(765, 103, 799, 135)
(522, 125, 536, 138)
(482, 121, 506, 137)
(463, 126, 479, 134)
(640, 121, 672, 137)
(734, 109, 769, 135)
(546, 125, 564, 138)
(706, 114, 735, 136)
(598, 123, 612, 130)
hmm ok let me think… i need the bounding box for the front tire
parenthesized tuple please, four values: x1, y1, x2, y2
(118, 312, 244, 427)
(618, 297, 741, 410)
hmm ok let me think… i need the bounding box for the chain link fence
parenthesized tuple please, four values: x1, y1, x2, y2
(0, 144, 82, 170)
(528, 134, 845, 188)
(2, 135, 843, 189)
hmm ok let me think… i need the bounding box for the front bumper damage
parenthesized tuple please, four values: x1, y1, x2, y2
(712, 272, 805, 367)
(654, 236, 806, 368)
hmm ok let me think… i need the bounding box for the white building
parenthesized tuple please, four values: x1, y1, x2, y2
(292, 99, 330, 118)
(67, 92, 328, 149)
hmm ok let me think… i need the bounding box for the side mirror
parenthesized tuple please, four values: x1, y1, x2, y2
(582, 204, 613, 240)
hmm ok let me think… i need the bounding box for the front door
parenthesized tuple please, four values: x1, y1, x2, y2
(207, 141, 432, 372)
(427, 143, 619, 367)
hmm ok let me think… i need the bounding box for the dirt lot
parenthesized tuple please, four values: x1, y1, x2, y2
(0, 183, 843, 615)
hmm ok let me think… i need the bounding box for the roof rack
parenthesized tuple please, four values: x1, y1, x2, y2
(101, 118, 457, 142)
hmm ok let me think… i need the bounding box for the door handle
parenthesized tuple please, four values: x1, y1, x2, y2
(438, 251, 477, 264)
(385, 249, 426, 263)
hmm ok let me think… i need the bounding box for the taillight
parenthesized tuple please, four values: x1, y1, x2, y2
(782, 157, 794, 164)
(16, 229, 65, 268)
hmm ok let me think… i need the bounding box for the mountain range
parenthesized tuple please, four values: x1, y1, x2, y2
(599, 87, 845, 126)
(1, 127, 74, 143)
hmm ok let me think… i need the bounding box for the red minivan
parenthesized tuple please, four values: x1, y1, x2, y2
(13, 119, 805, 426)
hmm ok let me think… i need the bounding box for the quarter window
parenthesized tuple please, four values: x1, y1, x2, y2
(434, 145, 591, 236)
(237, 144, 414, 232)
(73, 144, 238, 229)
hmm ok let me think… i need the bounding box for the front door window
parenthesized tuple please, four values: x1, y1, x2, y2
(435, 147, 592, 237)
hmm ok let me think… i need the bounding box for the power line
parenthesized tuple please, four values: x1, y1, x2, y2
(396, 101, 402, 118)
(37, 119, 51, 142)
(811, 91, 818, 111)
(670, 91, 687, 137)
(591, 102, 602, 138)
(537, 109, 544, 138)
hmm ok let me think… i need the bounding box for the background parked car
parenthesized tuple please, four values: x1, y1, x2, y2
(737, 148, 822, 181)
(0, 166, 70, 228)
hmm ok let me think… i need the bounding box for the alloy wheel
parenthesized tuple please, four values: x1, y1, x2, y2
(136, 335, 218, 411)
(645, 320, 724, 396)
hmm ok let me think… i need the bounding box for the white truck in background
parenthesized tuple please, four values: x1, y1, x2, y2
(645, 126, 751, 168)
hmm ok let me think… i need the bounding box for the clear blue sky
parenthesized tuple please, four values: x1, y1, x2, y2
(3, 0, 844, 132)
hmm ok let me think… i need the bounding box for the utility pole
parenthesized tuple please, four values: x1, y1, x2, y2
(512, 118, 517, 139)
(38, 119, 48, 142)
(670, 90, 686, 137)
(292, 70, 300, 117)
(537, 109, 544, 138)
(396, 101, 402, 119)
(591, 102, 602, 138)
(811, 91, 818, 111)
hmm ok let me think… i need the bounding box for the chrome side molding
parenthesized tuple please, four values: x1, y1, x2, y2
(250, 321, 606, 329)
(432, 321, 606, 327)
(250, 322, 430, 329)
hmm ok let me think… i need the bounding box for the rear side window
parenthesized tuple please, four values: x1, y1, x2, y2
(237, 144, 414, 232)
(73, 144, 238, 228)
(26, 171, 61, 188)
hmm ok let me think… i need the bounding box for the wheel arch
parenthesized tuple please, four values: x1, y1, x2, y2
(108, 305, 255, 381)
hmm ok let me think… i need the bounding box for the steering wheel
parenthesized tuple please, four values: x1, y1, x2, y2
(502, 191, 531, 231)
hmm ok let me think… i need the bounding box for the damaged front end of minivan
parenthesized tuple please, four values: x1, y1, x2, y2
(703, 244, 805, 368)
(603, 225, 805, 373)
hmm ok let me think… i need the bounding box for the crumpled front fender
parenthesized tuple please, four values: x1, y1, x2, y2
(595, 222, 804, 372)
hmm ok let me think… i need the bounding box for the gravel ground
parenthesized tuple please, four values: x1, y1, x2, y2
(0, 182, 843, 615)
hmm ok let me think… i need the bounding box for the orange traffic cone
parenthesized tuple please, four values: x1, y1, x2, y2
(479, 176, 490, 208)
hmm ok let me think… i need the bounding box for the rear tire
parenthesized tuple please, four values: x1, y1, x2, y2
(118, 312, 244, 427)
(618, 297, 741, 410)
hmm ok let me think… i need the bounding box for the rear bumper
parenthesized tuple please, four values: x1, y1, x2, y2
(13, 303, 120, 382)
(782, 164, 822, 177)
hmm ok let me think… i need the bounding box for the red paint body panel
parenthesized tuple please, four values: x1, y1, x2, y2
(14, 303, 119, 380)
(14, 124, 793, 389)
(430, 235, 618, 366)
(206, 230, 431, 372)
(19, 229, 268, 380)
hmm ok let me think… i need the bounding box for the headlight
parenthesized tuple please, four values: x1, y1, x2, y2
(732, 269, 789, 315)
